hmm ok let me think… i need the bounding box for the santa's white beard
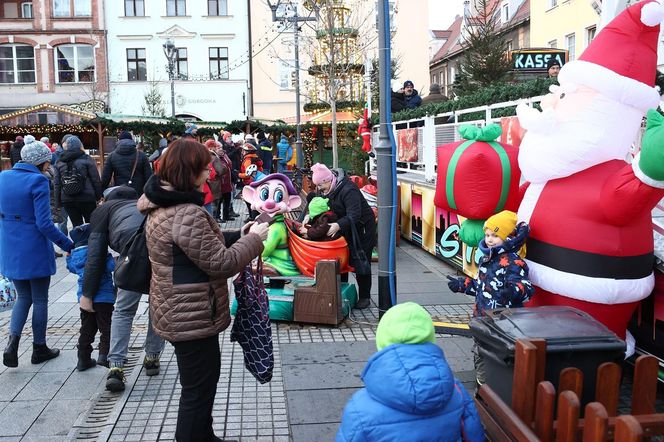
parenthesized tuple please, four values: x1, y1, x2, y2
(518, 98, 643, 183)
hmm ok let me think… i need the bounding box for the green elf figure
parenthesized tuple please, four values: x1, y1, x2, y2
(242, 173, 302, 277)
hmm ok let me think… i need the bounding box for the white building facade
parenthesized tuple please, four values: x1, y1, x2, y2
(106, 0, 251, 121)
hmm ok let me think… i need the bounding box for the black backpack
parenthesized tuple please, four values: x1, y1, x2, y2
(61, 162, 86, 196)
(114, 217, 151, 294)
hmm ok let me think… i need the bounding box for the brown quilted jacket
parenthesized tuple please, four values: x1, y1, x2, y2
(138, 176, 263, 342)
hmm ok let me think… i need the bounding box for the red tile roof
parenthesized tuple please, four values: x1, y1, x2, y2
(508, 0, 530, 26)
(431, 15, 463, 64)
(430, 0, 530, 66)
(432, 29, 452, 38)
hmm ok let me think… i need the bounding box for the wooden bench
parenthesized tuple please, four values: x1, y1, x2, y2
(476, 339, 663, 441)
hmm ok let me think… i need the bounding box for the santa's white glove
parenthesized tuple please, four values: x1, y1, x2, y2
(516, 103, 556, 132)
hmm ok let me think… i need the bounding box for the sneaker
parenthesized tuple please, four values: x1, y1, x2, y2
(143, 356, 160, 376)
(354, 298, 371, 309)
(106, 367, 126, 392)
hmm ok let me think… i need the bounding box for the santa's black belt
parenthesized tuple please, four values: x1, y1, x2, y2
(526, 238, 654, 280)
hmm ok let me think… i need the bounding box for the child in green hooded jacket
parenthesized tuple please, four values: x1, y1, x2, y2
(299, 196, 340, 241)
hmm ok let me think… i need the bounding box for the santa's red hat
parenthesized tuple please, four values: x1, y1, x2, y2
(558, 0, 663, 111)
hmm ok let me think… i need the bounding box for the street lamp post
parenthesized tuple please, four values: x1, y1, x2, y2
(163, 39, 177, 118)
(266, 0, 317, 168)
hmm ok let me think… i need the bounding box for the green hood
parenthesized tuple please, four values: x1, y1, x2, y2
(308, 197, 330, 219)
(375, 302, 436, 351)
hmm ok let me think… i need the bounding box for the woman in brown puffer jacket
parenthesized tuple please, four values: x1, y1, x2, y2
(137, 138, 269, 442)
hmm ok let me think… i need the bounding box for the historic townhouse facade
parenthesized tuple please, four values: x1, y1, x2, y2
(105, 0, 251, 121)
(0, 0, 109, 113)
(429, 0, 531, 98)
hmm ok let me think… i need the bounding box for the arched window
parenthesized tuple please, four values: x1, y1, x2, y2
(55, 44, 94, 83)
(0, 44, 36, 84)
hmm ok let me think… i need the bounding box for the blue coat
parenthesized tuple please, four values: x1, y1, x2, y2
(0, 163, 74, 280)
(336, 343, 484, 442)
(276, 138, 292, 165)
(66, 246, 115, 304)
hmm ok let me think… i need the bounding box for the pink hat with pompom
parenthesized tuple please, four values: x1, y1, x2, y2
(311, 163, 334, 185)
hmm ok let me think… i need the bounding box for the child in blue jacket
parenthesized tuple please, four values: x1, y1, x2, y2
(336, 302, 484, 442)
(67, 224, 116, 371)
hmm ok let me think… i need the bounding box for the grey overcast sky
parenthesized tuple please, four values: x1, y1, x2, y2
(428, 0, 465, 30)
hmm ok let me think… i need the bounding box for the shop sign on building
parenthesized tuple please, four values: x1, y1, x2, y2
(511, 49, 568, 71)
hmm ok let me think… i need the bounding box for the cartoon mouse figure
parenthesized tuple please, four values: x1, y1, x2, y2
(242, 173, 302, 277)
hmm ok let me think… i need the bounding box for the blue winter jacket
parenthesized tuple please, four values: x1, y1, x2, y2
(336, 343, 485, 442)
(0, 163, 74, 280)
(276, 137, 292, 165)
(66, 246, 115, 304)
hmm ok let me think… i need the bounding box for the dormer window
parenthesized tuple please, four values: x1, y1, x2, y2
(501, 2, 509, 23)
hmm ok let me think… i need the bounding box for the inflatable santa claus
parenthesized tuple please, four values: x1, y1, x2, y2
(516, 0, 664, 345)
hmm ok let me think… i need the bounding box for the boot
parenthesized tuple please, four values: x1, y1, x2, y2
(97, 354, 109, 368)
(354, 298, 371, 310)
(3, 335, 20, 368)
(31, 343, 60, 364)
(76, 352, 97, 371)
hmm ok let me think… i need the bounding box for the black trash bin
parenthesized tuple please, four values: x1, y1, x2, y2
(469, 306, 626, 408)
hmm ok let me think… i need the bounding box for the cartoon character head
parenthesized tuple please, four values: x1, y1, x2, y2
(242, 173, 302, 215)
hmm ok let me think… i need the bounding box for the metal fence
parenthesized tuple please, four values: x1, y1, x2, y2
(371, 95, 547, 181)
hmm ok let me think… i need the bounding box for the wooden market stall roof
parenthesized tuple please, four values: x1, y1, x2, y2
(281, 110, 359, 125)
(90, 113, 236, 130)
(0, 103, 96, 124)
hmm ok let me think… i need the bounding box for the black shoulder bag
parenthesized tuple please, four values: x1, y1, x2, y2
(349, 222, 372, 276)
(114, 216, 151, 294)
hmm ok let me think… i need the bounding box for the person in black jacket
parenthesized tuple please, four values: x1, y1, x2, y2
(256, 131, 273, 173)
(391, 80, 422, 113)
(9, 135, 24, 166)
(82, 185, 165, 392)
(310, 163, 376, 309)
(101, 131, 152, 196)
(53, 135, 102, 227)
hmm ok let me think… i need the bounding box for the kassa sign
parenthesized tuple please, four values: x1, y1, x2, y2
(511, 50, 567, 71)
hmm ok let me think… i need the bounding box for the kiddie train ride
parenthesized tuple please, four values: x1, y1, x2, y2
(230, 172, 358, 324)
(395, 2, 664, 374)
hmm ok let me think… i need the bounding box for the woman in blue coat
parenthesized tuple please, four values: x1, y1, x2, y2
(1, 136, 74, 368)
(336, 302, 485, 442)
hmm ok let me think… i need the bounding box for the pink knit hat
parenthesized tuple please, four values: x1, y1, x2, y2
(311, 163, 334, 185)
